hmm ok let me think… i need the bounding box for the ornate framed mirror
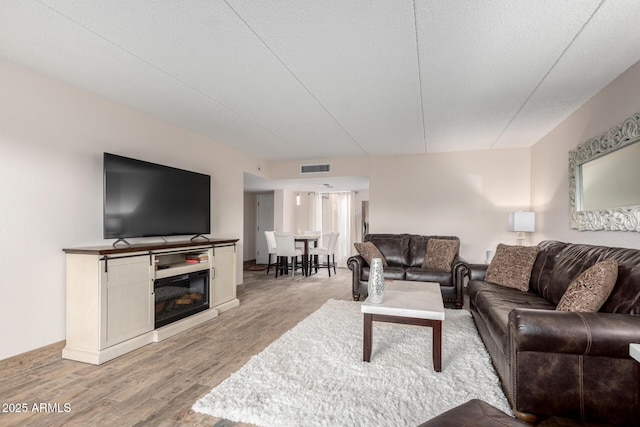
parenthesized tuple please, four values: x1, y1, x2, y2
(569, 112, 640, 232)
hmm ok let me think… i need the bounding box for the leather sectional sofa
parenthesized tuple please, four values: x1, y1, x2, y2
(347, 233, 467, 308)
(465, 240, 640, 425)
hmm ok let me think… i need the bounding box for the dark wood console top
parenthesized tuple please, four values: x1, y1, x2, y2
(63, 238, 239, 255)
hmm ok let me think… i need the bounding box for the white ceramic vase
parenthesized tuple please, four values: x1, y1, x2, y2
(367, 258, 385, 304)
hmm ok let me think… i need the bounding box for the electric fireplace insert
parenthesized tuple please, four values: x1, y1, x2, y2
(154, 269, 209, 328)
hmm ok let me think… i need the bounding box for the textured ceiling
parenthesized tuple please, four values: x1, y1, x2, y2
(2, 1, 640, 161)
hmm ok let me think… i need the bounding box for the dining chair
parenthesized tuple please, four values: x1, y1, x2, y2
(309, 232, 339, 276)
(274, 232, 304, 279)
(264, 231, 277, 274)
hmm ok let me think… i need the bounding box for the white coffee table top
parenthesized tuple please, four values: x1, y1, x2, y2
(361, 280, 445, 320)
(631, 343, 640, 363)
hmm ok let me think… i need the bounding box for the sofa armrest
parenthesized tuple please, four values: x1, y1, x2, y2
(347, 255, 365, 300)
(451, 255, 468, 274)
(452, 256, 469, 309)
(468, 263, 488, 281)
(509, 308, 640, 359)
(347, 254, 364, 272)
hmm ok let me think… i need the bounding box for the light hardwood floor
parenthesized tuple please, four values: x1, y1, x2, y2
(0, 266, 352, 427)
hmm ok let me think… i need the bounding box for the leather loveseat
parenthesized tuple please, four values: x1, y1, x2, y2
(347, 233, 467, 308)
(465, 240, 640, 425)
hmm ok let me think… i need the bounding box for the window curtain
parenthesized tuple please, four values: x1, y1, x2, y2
(308, 192, 322, 236)
(335, 192, 356, 267)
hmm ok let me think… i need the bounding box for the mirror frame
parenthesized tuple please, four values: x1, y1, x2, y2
(569, 112, 640, 232)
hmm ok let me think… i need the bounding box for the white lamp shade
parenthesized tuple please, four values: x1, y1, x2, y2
(509, 211, 535, 232)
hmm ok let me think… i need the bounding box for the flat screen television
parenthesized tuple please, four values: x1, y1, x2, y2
(103, 153, 211, 240)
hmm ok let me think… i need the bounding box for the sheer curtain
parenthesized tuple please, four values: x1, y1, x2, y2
(310, 191, 355, 266)
(308, 192, 322, 235)
(335, 192, 356, 267)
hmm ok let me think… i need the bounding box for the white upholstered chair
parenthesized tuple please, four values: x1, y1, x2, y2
(264, 231, 278, 274)
(274, 232, 304, 278)
(309, 232, 339, 276)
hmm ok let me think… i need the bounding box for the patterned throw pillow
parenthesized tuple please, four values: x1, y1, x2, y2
(485, 244, 540, 291)
(556, 260, 618, 312)
(354, 242, 388, 267)
(422, 238, 459, 272)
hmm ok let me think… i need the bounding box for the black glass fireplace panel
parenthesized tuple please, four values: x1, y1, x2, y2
(154, 269, 209, 328)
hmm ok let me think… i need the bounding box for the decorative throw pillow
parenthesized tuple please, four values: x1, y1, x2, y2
(485, 244, 540, 291)
(354, 241, 388, 267)
(422, 238, 459, 272)
(556, 260, 618, 312)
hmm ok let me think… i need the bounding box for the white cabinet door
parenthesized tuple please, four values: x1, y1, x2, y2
(212, 245, 236, 306)
(102, 255, 153, 348)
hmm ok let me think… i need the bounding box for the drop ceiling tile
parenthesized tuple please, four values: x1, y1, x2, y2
(493, 0, 640, 148)
(224, 0, 426, 156)
(35, 0, 367, 159)
(0, 1, 309, 159)
(417, 0, 602, 153)
(2, 1, 640, 160)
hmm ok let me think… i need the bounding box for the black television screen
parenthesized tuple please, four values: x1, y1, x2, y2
(103, 153, 211, 239)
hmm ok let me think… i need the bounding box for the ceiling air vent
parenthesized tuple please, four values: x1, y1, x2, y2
(300, 163, 331, 174)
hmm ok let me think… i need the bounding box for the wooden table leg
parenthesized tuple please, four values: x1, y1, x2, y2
(363, 313, 372, 362)
(433, 320, 442, 372)
(363, 313, 442, 371)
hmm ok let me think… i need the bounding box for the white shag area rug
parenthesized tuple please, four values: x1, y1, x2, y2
(193, 299, 512, 426)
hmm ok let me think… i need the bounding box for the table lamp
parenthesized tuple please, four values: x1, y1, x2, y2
(509, 211, 535, 245)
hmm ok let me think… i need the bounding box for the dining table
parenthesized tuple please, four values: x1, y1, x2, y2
(294, 234, 320, 276)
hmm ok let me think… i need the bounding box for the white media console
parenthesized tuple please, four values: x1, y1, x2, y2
(62, 239, 239, 365)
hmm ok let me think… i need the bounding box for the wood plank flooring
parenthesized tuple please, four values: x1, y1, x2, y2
(0, 266, 352, 427)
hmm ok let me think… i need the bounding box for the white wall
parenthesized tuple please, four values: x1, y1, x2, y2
(273, 189, 297, 232)
(0, 59, 262, 360)
(531, 59, 640, 249)
(294, 191, 311, 233)
(270, 149, 531, 264)
(369, 149, 532, 262)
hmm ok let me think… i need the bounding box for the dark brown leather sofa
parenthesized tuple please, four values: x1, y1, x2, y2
(465, 240, 640, 425)
(347, 233, 468, 308)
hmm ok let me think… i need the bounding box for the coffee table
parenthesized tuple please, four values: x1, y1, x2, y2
(361, 280, 445, 371)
